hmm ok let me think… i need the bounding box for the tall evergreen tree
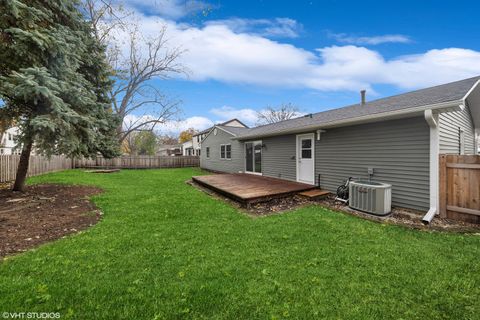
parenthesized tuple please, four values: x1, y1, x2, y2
(0, 0, 120, 191)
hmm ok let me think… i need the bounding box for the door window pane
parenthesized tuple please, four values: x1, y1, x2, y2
(302, 139, 311, 149)
(301, 138, 312, 159)
(246, 143, 253, 171)
(254, 143, 262, 173)
(302, 149, 312, 159)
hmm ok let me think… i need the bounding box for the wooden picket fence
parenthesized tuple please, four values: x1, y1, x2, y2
(74, 155, 200, 169)
(0, 155, 73, 183)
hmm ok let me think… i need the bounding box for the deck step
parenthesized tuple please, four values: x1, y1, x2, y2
(298, 189, 331, 199)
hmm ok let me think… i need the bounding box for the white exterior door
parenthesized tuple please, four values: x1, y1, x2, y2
(296, 133, 315, 185)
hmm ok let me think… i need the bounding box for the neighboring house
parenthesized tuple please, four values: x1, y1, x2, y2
(200, 76, 480, 213)
(182, 140, 194, 156)
(0, 127, 21, 155)
(189, 118, 248, 156)
(157, 144, 183, 157)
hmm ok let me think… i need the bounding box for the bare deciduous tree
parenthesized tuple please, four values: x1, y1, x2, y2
(256, 103, 301, 125)
(84, 0, 186, 143)
(158, 134, 179, 145)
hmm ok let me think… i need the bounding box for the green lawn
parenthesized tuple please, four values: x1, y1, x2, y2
(0, 168, 479, 319)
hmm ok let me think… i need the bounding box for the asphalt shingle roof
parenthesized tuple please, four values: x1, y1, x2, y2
(234, 76, 480, 140)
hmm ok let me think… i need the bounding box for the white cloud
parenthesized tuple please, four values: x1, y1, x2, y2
(123, 114, 213, 135)
(330, 33, 412, 45)
(210, 106, 259, 125)
(209, 105, 307, 127)
(205, 17, 303, 38)
(164, 116, 213, 133)
(122, 0, 211, 19)
(109, 11, 480, 93)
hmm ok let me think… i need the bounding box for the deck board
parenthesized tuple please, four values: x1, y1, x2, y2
(192, 173, 315, 204)
(298, 189, 331, 199)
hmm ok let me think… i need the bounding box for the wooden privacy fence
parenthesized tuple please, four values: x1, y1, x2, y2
(439, 154, 480, 224)
(0, 155, 199, 183)
(0, 155, 73, 183)
(74, 156, 199, 169)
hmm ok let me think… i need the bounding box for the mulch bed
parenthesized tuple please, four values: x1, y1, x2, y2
(316, 195, 480, 233)
(0, 184, 103, 258)
(189, 180, 480, 232)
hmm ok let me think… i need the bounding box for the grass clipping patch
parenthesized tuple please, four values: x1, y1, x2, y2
(0, 184, 103, 258)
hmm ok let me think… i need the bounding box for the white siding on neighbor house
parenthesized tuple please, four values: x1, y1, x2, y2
(182, 140, 193, 156)
(200, 128, 244, 173)
(315, 117, 430, 211)
(222, 119, 245, 128)
(0, 127, 20, 155)
(439, 105, 476, 154)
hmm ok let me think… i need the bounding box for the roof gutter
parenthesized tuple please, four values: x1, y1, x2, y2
(233, 100, 464, 140)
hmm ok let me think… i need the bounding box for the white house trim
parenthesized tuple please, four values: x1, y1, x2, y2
(462, 79, 480, 101)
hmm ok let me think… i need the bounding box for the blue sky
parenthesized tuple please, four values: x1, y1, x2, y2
(120, 0, 480, 133)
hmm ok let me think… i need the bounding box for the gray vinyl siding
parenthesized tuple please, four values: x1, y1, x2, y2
(439, 105, 476, 154)
(261, 135, 297, 181)
(200, 129, 244, 173)
(315, 117, 430, 211)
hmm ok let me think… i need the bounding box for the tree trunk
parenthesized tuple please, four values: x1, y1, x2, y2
(12, 138, 33, 192)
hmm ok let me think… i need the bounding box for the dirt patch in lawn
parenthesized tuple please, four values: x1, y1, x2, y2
(0, 184, 103, 258)
(189, 180, 479, 232)
(85, 169, 121, 174)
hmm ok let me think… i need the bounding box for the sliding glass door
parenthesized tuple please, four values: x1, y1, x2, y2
(245, 141, 262, 174)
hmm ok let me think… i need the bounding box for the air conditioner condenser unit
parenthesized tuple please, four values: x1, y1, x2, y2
(349, 180, 392, 215)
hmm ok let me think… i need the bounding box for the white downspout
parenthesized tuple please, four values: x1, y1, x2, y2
(475, 129, 480, 154)
(422, 109, 440, 224)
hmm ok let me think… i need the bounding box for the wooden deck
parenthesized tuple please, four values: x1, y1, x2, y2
(192, 173, 316, 205)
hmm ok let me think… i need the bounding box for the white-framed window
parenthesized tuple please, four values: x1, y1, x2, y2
(226, 144, 231, 159)
(206, 147, 210, 158)
(220, 145, 225, 159)
(220, 144, 231, 159)
(0, 149, 4, 155)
